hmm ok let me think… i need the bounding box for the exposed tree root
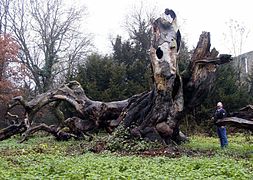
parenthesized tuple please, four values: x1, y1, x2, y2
(0, 122, 26, 141)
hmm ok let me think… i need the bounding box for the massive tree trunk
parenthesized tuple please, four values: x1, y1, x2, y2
(1, 9, 233, 143)
(116, 11, 232, 144)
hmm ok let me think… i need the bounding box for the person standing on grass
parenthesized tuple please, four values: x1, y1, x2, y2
(214, 102, 228, 148)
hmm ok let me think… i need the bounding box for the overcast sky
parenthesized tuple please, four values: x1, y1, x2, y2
(83, 0, 253, 55)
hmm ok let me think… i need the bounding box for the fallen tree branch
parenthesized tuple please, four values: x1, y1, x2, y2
(0, 122, 26, 141)
(20, 123, 78, 143)
(217, 117, 253, 131)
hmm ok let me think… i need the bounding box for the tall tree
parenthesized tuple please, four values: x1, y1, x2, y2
(202, 63, 251, 113)
(0, 34, 22, 103)
(0, 0, 12, 34)
(111, 6, 155, 94)
(122, 4, 155, 68)
(112, 36, 151, 94)
(223, 19, 250, 86)
(6, 0, 92, 93)
(178, 40, 191, 73)
(75, 54, 129, 101)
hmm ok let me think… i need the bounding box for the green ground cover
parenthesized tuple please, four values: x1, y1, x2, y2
(0, 134, 252, 179)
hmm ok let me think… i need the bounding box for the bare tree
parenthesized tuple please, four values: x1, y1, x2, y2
(223, 19, 250, 86)
(0, 0, 11, 34)
(6, 0, 92, 93)
(123, 2, 157, 50)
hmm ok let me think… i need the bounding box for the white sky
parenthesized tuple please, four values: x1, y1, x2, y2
(83, 0, 253, 56)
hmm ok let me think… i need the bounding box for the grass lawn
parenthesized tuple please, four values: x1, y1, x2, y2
(0, 133, 252, 179)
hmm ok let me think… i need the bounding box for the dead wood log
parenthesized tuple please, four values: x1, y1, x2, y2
(3, 81, 129, 141)
(231, 105, 253, 119)
(20, 123, 78, 142)
(1, 8, 232, 144)
(217, 105, 253, 130)
(217, 117, 253, 131)
(0, 122, 26, 141)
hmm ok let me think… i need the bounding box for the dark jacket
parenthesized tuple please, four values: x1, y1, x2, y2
(214, 108, 227, 126)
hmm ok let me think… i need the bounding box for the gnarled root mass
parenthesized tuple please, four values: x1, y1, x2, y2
(2, 81, 128, 142)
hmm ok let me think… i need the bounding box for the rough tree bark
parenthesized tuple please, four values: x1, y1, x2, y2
(1, 9, 233, 143)
(117, 10, 232, 144)
(2, 81, 129, 141)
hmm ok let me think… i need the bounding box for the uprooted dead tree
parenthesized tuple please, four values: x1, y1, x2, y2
(2, 8, 247, 144)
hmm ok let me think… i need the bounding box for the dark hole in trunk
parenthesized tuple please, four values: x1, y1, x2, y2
(172, 74, 180, 100)
(156, 47, 163, 59)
